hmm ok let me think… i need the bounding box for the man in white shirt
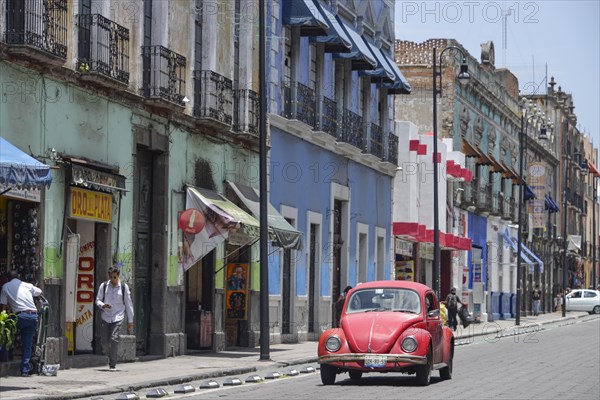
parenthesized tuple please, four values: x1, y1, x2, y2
(95, 266, 134, 371)
(0, 270, 43, 377)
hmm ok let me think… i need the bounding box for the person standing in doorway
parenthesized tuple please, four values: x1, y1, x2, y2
(95, 266, 134, 371)
(444, 288, 462, 331)
(0, 270, 43, 376)
(532, 285, 542, 316)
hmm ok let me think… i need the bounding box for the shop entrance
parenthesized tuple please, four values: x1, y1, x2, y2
(185, 251, 214, 350)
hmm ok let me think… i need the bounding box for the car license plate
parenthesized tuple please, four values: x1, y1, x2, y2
(364, 355, 387, 368)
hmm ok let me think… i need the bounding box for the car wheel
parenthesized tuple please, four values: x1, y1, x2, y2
(348, 370, 363, 380)
(593, 305, 600, 314)
(439, 346, 453, 380)
(320, 364, 337, 385)
(416, 347, 432, 386)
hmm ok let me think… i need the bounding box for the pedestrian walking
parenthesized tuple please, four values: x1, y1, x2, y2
(532, 285, 542, 316)
(0, 270, 43, 377)
(335, 286, 352, 328)
(95, 266, 134, 371)
(444, 288, 462, 331)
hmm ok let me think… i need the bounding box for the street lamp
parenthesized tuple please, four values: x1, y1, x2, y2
(561, 150, 588, 317)
(432, 46, 470, 297)
(515, 101, 547, 326)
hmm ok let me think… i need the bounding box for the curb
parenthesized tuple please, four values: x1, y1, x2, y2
(454, 313, 592, 345)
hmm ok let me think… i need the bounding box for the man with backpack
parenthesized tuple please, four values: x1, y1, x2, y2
(95, 266, 134, 371)
(444, 288, 462, 331)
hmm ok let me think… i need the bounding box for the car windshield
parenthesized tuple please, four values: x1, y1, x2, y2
(346, 288, 421, 314)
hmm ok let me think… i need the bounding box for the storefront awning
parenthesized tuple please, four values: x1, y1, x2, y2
(227, 181, 303, 250)
(182, 186, 260, 270)
(0, 137, 52, 191)
(67, 160, 127, 195)
(588, 160, 600, 177)
(333, 19, 378, 70)
(545, 194, 560, 213)
(310, 0, 352, 52)
(503, 228, 534, 268)
(282, 0, 329, 36)
(359, 40, 395, 81)
(380, 52, 412, 94)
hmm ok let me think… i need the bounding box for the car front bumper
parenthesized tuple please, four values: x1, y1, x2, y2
(319, 353, 427, 365)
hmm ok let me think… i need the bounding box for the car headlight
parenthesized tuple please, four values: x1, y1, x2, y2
(325, 336, 342, 352)
(401, 336, 418, 353)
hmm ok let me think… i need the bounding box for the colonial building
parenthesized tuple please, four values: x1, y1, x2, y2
(0, 0, 268, 370)
(394, 39, 549, 322)
(266, 0, 410, 341)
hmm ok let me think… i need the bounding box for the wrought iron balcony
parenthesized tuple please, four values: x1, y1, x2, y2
(283, 81, 316, 128)
(193, 70, 233, 126)
(233, 89, 258, 136)
(476, 183, 492, 212)
(76, 14, 129, 84)
(490, 189, 501, 216)
(338, 109, 365, 150)
(462, 178, 478, 208)
(3, 0, 68, 60)
(316, 96, 337, 138)
(501, 196, 515, 220)
(369, 124, 384, 160)
(140, 45, 186, 105)
(385, 132, 399, 165)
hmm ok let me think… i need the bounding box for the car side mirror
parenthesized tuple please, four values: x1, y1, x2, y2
(427, 309, 440, 318)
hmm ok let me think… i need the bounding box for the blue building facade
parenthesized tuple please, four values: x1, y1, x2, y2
(266, 0, 410, 341)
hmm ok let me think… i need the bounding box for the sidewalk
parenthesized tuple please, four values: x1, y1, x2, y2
(0, 311, 593, 400)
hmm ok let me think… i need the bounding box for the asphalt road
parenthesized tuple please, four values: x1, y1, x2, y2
(101, 316, 600, 400)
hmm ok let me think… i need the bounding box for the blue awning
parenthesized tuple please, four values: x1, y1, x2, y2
(282, 0, 329, 36)
(503, 228, 534, 267)
(545, 194, 560, 213)
(521, 241, 544, 273)
(524, 184, 537, 200)
(380, 52, 412, 94)
(358, 40, 395, 82)
(333, 19, 377, 70)
(310, 0, 352, 52)
(0, 137, 52, 190)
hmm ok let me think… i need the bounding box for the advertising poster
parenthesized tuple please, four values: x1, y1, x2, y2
(75, 222, 95, 351)
(395, 260, 414, 281)
(226, 263, 248, 319)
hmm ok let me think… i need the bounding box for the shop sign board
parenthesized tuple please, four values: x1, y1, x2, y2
(0, 183, 41, 202)
(70, 187, 112, 223)
(394, 238, 413, 256)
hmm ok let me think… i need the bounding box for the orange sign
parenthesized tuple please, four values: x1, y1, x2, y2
(70, 187, 113, 222)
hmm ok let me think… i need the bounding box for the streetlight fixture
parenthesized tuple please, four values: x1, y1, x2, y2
(515, 100, 547, 326)
(432, 45, 470, 297)
(561, 150, 588, 317)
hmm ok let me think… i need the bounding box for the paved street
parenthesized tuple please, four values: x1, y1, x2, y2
(87, 315, 599, 400)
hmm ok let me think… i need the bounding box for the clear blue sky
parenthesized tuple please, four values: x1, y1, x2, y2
(394, 0, 600, 147)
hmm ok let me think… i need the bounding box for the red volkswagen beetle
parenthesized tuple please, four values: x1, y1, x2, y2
(318, 281, 454, 386)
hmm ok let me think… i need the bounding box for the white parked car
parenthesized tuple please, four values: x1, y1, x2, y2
(565, 289, 600, 314)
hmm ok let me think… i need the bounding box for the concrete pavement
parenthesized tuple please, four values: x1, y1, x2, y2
(0, 311, 594, 400)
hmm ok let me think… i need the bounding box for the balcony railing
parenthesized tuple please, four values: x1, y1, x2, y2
(192, 70, 233, 125)
(233, 89, 258, 136)
(490, 189, 501, 216)
(76, 14, 129, 84)
(316, 96, 337, 138)
(476, 183, 491, 212)
(339, 109, 364, 150)
(4, 0, 68, 59)
(385, 132, 399, 165)
(283, 81, 316, 128)
(369, 124, 384, 159)
(140, 45, 186, 105)
(463, 178, 478, 207)
(501, 196, 515, 220)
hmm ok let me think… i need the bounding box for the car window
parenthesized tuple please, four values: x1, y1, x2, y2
(425, 293, 437, 312)
(346, 288, 421, 314)
(569, 291, 582, 298)
(584, 291, 597, 298)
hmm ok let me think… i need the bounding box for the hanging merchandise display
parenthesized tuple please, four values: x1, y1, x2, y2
(10, 202, 40, 284)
